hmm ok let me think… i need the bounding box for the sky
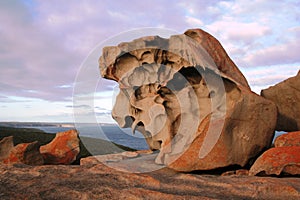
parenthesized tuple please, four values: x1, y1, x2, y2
(0, 0, 299, 123)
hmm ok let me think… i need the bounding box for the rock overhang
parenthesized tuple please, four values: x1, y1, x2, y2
(98, 28, 277, 171)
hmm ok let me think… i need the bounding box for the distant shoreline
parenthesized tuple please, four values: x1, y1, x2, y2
(0, 122, 149, 151)
(0, 121, 116, 128)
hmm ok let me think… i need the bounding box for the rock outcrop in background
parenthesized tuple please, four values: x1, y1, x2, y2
(40, 130, 80, 165)
(99, 28, 277, 171)
(0, 130, 80, 165)
(0, 136, 43, 165)
(261, 71, 300, 132)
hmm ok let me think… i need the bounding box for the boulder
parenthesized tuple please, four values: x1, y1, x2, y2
(261, 70, 300, 131)
(249, 146, 300, 176)
(275, 131, 300, 147)
(0, 136, 43, 165)
(99, 28, 277, 171)
(40, 129, 80, 164)
(0, 136, 14, 161)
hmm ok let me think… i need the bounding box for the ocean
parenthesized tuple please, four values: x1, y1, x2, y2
(22, 124, 149, 150)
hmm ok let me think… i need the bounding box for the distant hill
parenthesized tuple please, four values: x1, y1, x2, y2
(0, 122, 72, 128)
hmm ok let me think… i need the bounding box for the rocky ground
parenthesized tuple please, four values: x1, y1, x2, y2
(1, 163, 300, 200)
(1, 124, 300, 199)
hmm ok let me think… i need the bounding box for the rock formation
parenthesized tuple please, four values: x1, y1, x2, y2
(0, 136, 43, 165)
(0, 136, 14, 161)
(275, 131, 300, 147)
(249, 146, 300, 176)
(250, 131, 300, 176)
(40, 129, 80, 164)
(99, 28, 277, 171)
(261, 70, 300, 131)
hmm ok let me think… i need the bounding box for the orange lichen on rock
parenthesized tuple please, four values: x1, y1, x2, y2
(0, 136, 43, 165)
(249, 146, 300, 176)
(275, 131, 300, 147)
(40, 129, 80, 164)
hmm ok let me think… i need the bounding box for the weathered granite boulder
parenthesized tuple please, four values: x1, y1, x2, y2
(249, 146, 300, 176)
(0, 136, 43, 165)
(261, 70, 300, 131)
(250, 131, 300, 176)
(99, 28, 277, 171)
(40, 129, 80, 164)
(0, 136, 14, 161)
(1, 163, 300, 199)
(275, 131, 300, 147)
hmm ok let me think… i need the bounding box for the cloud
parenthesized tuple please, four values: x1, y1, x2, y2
(0, 1, 127, 103)
(0, 0, 183, 104)
(0, 95, 10, 103)
(95, 106, 111, 114)
(0, 97, 74, 122)
(0, 94, 36, 103)
(65, 104, 111, 113)
(185, 16, 203, 27)
(0, 1, 83, 102)
(238, 27, 300, 67)
(196, 0, 300, 69)
(206, 19, 272, 44)
(66, 104, 91, 109)
(242, 41, 300, 67)
(240, 64, 300, 93)
(230, 0, 300, 19)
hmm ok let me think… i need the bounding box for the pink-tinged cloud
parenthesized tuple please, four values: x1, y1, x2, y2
(240, 27, 300, 67)
(242, 38, 300, 67)
(207, 19, 272, 44)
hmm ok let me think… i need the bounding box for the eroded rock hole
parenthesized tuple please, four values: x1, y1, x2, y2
(178, 67, 202, 85)
(123, 116, 134, 128)
(157, 87, 172, 98)
(137, 121, 144, 127)
(134, 86, 142, 100)
(167, 67, 202, 91)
